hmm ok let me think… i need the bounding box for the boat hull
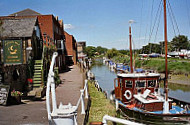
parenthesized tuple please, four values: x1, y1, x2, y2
(118, 104, 190, 125)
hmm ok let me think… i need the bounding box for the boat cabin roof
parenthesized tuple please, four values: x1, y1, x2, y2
(117, 73, 160, 78)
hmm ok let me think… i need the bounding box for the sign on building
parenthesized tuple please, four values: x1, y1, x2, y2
(3, 40, 23, 64)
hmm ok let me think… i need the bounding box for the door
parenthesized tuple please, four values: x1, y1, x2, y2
(114, 78, 121, 99)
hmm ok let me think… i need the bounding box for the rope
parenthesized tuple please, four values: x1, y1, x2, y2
(186, 0, 190, 35)
(168, 5, 177, 36)
(153, 3, 163, 44)
(147, 0, 163, 54)
(167, 0, 180, 35)
(138, 0, 144, 42)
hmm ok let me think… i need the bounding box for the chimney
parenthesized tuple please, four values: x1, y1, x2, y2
(59, 19, 63, 27)
(55, 16, 58, 21)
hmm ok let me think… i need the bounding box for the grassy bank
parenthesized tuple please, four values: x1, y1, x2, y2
(137, 58, 190, 74)
(112, 56, 190, 74)
(88, 81, 116, 124)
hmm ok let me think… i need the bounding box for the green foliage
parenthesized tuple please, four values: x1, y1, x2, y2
(84, 46, 107, 58)
(106, 48, 119, 59)
(139, 35, 190, 54)
(171, 35, 190, 51)
(96, 46, 108, 55)
(54, 67, 61, 86)
(138, 58, 190, 74)
(118, 50, 129, 55)
(84, 46, 96, 58)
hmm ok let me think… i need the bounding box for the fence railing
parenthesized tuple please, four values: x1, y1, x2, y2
(46, 52, 88, 125)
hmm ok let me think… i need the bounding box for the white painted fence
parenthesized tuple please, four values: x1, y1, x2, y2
(46, 52, 88, 125)
(102, 115, 144, 125)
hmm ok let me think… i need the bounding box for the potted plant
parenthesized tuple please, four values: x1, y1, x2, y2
(11, 90, 23, 104)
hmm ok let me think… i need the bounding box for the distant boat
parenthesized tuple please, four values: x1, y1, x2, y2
(139, 54, 148, 58)
(113, 0, 190, 124)
(149, 53, 160, 58)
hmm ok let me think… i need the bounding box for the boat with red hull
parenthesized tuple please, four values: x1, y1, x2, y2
(114, 73, 190, 124)
(113, 0, 190, 124)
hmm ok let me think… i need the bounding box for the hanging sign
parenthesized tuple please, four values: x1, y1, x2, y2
(3, 40, 22, 64)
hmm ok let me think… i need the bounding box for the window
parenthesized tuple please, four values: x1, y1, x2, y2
(135, 80, 146, 87)
(125, 80, 132, 88)
(148, 80, 156, 87)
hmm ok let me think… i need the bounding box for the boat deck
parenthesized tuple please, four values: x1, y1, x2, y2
(119, 100, 190, 115)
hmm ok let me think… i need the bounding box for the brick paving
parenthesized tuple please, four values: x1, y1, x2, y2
(0, 65, 85, 125)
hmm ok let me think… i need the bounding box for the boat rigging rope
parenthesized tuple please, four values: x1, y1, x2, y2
(167, 0, 180, 35)
(148, 0, 163, 45)
(153, 2, 163, 44)
(186, 0, 190, 35)
(138, 0, 144, 43)
(168, 5, 177, 36)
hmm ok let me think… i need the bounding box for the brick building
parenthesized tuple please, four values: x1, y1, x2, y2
(64, 31, 78, 65)
(77, 41, 87, 60)
(0, 16, 41, 92)
(0, 9, 67, 97)
(8, 9, 66, 71)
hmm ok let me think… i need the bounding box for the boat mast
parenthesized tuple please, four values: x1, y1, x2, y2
(129, 21, 133, 73)
(163, 0, 170, 114)
(164, 0, 168, 102)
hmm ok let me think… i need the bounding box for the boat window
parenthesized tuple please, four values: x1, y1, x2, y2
(125, 80, 132, 88)
(148, 80, 156, 87)
(135, 80, 146, 87)
(120, 79, 122, 88)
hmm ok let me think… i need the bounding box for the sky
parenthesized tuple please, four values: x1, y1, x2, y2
(0, 0, 190, 50)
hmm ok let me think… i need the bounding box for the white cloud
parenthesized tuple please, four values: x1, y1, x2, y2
(64, 24, 75, 30)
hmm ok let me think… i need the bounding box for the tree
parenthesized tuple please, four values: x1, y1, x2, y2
(96, 46, 107, 55)
(170, 35, 190, 51)
(118, 49, 129, 55)
(83, 46, 96, 58)
(106, 48, 119, 59)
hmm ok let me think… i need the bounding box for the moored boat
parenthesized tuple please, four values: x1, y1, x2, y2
(113, 0, 190, 124)
(114, 72, 190, 124)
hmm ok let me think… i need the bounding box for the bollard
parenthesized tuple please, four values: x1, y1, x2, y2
(85, 79, 88, 99)
(80, 90, 85, 114)
(115, 99, 119, 111)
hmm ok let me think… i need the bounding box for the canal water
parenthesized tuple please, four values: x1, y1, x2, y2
(91, 58, 190, 103)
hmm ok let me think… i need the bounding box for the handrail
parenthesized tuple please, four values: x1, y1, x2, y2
(46, 53, 89, 123)
(102, 115, 144, 125)
(75, 79, 88, 114)
(46, 52, 58, 121)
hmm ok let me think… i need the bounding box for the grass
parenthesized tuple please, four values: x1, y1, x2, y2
(135, 58, 190, 74)
(88, 81, 116, 124)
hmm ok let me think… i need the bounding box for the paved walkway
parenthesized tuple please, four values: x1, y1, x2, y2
(0, 65, 85, 125)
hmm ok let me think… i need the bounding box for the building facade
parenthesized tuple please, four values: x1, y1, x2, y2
(8, 9, 66, 71)
(77, 41, 86, 61)
(64, 31, 78, 65)
(0, 16, 41, 91)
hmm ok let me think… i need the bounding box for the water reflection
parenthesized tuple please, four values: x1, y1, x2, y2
(160, 83, 190, 103)
(91, 58, 116, 97)
(91, 58, 190, 103)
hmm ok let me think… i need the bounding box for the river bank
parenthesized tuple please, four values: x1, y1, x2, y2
(160, 73, 190, 86)
(88, 80, 116, 125)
